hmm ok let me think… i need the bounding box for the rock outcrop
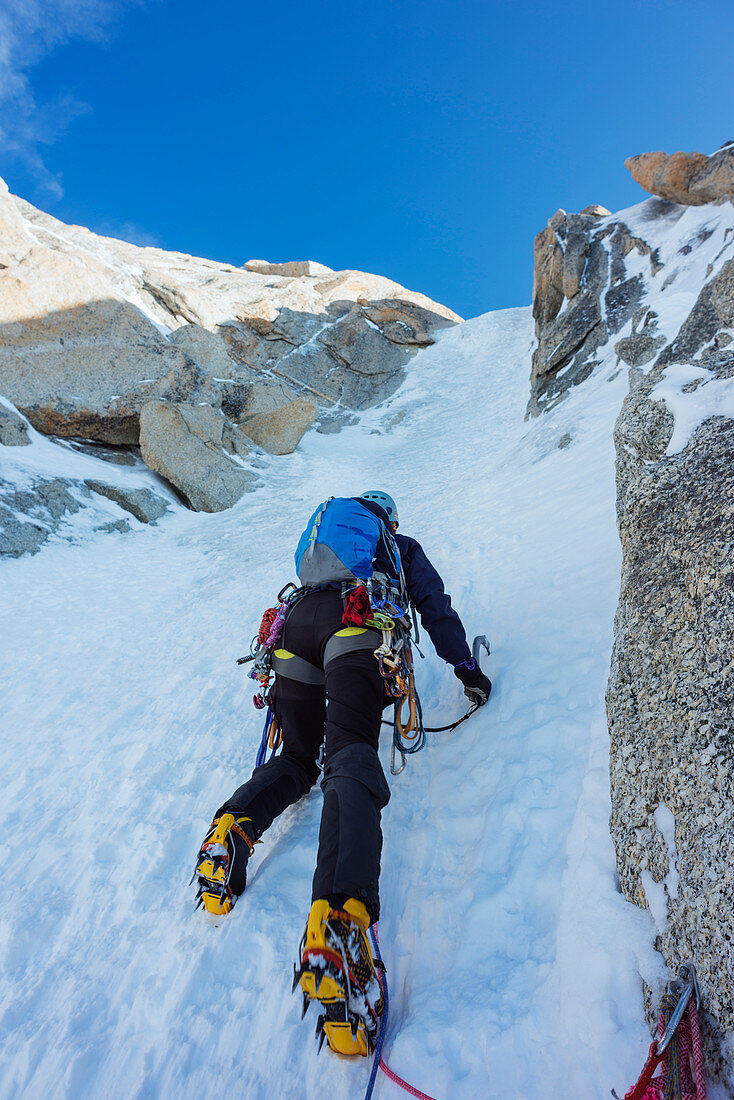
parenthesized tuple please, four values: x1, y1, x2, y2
(607, 264, 734, 1086)
(626, 143, 734, 207)
(0, 296, 217, 444)
(529, 151, 734, 1086)
(0, 469, 172, 556)
(0, 176, 459, 511)
(244, 259, 334, 276)
(0, 477, 86, 557)
(528, 208, 657, 414)
(84, 481, 170, 524)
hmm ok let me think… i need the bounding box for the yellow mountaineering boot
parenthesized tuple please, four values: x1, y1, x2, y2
(293, 898, 384, 1056)
(193, 813, 255, 915)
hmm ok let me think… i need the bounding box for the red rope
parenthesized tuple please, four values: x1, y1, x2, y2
(378, 1058, 437, 1100)
(624, 1040, 665, 1100)
(687, 998, 707, 1100)
(623, 997, 707, 1100)
(343, 585, 372, 626)
(257, 607, 278, 645)
(372, 926, 437, 1100)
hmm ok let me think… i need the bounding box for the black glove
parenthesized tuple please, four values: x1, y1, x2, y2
(454, 658, 492, 705)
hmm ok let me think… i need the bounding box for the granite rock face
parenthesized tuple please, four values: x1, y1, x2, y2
(0, 403, 31, 446)
(238, 398, 316, 456)
(138, 401, 257, 512)
(0, 175, 459, 510)
(530, 155, 734, 1084)
(528, 208, 657, 414)
(626, 144, 734, 207)
(607, 262, 734, 1087)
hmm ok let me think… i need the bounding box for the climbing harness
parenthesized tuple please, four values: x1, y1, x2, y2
(364, 925, 437, 1100)
(614, 961, 707, 1100)
(360, 590, 429, 776)
(237, 582, 308, 767)
(238, 579, 490, 776)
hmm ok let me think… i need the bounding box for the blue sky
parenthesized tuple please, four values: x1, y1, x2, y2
(1, 0, 732, 318)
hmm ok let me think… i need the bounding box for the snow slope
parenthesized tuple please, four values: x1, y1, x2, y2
(1, 301, 717, 1098)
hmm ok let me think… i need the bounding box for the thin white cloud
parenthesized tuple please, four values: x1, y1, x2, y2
(0, 0, 141, 198)
(92, 217, 161, 247)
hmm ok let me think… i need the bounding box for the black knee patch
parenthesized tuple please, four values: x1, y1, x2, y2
(321, 743, 391, 809)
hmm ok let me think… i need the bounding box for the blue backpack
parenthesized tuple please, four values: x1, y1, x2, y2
(295, 497, 402, 590)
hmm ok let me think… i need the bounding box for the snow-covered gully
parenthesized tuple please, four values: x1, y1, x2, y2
(1, 303, 701, 1098)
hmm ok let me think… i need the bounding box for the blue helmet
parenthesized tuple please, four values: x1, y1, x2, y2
(361, 489, 399, 528)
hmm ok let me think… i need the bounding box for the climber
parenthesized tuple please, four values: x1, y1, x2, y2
(194, 491, 491, 1055)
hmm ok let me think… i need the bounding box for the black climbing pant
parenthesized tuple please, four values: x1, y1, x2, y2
(218, 588, 391, 922)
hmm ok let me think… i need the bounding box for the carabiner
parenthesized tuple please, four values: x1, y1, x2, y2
(656, 961, 699, 1054)
(390, 740, 407, 775)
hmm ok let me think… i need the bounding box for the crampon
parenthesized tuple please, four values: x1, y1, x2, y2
(292, 898, 384, 1057)
(193, 813, 254, 916)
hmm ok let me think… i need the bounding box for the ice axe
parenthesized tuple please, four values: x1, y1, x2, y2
(419, 633, 492, 734)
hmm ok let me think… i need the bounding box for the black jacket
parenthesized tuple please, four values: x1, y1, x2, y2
(356, 497, 472, 666)
(396, 533, 471, 667)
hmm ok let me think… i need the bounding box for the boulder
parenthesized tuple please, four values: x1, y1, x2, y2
(244, 259, 334, 277)
(84, 481, 170, 524)
(614, 332, 663, 367)
(239, 398, 316, 455)
(0, 284, 215, 443)
(138, 400, 256, 512)
(626, 147, 734, 206)
(0, 403, 31, 446)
